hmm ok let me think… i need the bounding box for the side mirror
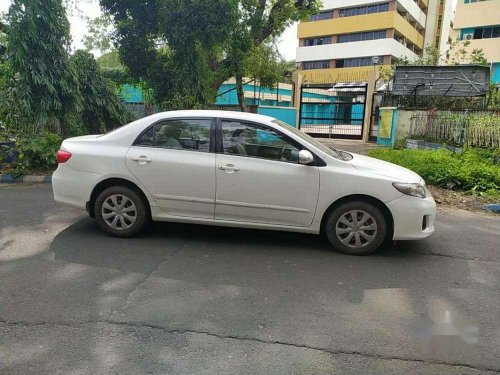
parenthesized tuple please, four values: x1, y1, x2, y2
(298, 150, 314, 165)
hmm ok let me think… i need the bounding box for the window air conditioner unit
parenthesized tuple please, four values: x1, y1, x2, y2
(463, 33, 473, 41)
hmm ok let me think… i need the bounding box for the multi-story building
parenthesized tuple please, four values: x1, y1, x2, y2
(296, 0, 429, 84)
(451, 0, 500, 84)
(424, 0, 453, 58)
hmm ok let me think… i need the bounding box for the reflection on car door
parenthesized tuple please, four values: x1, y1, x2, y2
(215, 120, 320, 227)
(126, 118, 216, 219)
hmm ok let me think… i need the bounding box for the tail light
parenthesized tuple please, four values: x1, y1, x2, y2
(56, 150, 72, 163)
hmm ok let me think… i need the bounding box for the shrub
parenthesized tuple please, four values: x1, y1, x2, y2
(9, 133, 62, 175)
(367, 148, 500, 197)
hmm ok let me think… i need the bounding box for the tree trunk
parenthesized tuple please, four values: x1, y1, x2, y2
(235, 69, 247, 112)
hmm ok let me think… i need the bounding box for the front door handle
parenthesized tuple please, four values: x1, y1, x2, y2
(218, 164, 240, 172)
(132, 156, 152, 165)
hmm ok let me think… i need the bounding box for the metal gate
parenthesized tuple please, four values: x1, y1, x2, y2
(368, 92, 384, 142)
(298, 82, 367, 139)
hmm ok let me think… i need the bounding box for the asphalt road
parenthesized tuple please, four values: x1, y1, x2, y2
(1, 185, 500, 375)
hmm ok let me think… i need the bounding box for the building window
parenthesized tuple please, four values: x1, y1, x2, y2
(337, 30, 386, 43)
(472, 26, 500, 39)
(437, 15, 443, 30)
(336, 57, 382, 68)
(303, 60, 331, 70)
(309, 10, 334, 21)
(338, 3, 389, 17)
(304, 36, 332, 46)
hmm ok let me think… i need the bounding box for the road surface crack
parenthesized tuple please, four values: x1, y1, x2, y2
(1, 318, 499, 373)
(411, 250, 500, 264)
(120, 237, 192, 312)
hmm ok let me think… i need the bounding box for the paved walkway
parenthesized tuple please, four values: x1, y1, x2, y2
(319, 139, 381, 155)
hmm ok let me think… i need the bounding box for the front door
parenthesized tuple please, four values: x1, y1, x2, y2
(126, 118, 216, 219)
(215, 119, 320, 227)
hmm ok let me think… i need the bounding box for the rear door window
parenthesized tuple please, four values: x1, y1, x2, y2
(135, 118, 212, 152)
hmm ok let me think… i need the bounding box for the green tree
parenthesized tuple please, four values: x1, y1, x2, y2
(100, 0, 320, 111)
(70, 50, 130, 134)
(82, 14, 113, 54)
(0, 16, 9, 89)
(6, 0, 81, 135)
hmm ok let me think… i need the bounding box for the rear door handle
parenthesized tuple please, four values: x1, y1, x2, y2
(218, 164, 240, 172)
(132, 156, 152, 165)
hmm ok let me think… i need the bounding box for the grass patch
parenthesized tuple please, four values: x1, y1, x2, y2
(367, 148, 500, 199)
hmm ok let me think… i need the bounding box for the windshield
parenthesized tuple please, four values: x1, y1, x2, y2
(272, 119, 342, 160)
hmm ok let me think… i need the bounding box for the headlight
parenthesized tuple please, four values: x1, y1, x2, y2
(393, 183, 427, 198)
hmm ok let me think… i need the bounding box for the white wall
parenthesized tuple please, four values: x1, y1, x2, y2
(396, 0, 427, 29)
(296, 38, 417, 62)
(321, 0, 387, 10)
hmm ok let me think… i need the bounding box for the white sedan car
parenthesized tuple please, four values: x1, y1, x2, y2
(53, 110, 436, 255)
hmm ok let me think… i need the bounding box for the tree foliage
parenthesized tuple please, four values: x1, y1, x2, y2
(0, 0, 131, 138)
(82, 13, 113, 54)
(70, 50, 130, 134)
(6, 0, 81, 133)
(100, 0, 320, 110)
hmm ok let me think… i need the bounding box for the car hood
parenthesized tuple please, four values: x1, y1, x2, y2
(347, 152, 423, 183)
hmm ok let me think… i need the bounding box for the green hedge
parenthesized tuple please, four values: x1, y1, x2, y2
(1, 133, 62, 175)
(367, 148, 500, 198)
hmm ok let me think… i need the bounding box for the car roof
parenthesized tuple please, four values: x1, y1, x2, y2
(146, 110, 276, 123)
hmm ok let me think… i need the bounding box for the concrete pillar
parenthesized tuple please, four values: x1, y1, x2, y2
(292, 71, 304, 128)
(362, 70, 377, 142)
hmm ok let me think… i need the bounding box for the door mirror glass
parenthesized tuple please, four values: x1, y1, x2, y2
(298, 150, 314, 165)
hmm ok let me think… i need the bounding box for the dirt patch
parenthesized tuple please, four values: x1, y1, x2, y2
(428, 185, 499, 213)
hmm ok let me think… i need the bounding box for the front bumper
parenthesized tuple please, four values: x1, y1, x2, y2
(386, 192, 436, 241)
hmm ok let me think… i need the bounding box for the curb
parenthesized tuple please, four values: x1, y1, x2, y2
(0, 174, 52, 184)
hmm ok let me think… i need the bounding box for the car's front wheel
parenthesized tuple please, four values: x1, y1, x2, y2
(325, 201, 387, 255)
(95, 186, 149, 237)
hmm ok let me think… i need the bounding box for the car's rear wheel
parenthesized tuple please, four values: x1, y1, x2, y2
(95, 186, 149, 237)
(325, 201, 387, 255)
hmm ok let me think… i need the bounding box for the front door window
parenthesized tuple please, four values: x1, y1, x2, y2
(221, 121, 300, 163)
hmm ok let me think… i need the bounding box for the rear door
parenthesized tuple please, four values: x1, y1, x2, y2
(126, 117, 216, 219)
(214, 119, 320, 227)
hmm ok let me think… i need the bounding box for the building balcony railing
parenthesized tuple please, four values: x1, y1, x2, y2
(298, 11, 424, 49)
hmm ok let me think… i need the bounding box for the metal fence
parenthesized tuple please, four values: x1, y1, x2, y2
(379, 93, 490, 111)
(409, 111, 500, 148)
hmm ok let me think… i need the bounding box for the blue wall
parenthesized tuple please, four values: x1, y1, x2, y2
(492, 63, 500, 84)
(120, 84, 143, 103)
(216, 83, 293, 106)
(257, 106, 297, 127)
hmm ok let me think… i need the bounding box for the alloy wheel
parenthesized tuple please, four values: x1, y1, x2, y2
(335, 210, 378, 249)
(101, 194, 137, 231)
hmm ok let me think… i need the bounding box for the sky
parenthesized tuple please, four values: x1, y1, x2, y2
(0, 0, 298, 61)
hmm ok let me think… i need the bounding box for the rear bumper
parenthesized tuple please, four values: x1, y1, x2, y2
(387, 192, 436, 241)
(52, 165, 102, 211)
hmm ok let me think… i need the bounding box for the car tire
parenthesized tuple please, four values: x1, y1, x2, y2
(94, 186, 149, 238)
(325, 201, 387, 255)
